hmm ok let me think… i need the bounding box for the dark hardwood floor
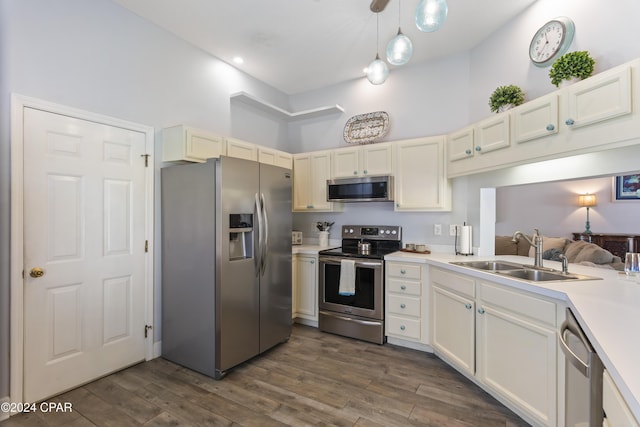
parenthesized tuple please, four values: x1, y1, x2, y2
(1, 324, 529, 426)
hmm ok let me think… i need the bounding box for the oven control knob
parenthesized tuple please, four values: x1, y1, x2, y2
(348, 228, 353, 234)
(385, 230, 391, 234)
(391, 230, 397, 235)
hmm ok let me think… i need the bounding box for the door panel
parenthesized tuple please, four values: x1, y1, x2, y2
(23, 107, 147, 402)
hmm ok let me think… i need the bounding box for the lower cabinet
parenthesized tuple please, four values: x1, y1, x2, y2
(430, 267, 559, 427)
(603, 369, 640, 427)
(292, 254, 318, 325)
(385, 261, 429, 345)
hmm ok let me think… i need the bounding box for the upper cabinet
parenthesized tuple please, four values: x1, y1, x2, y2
(292, 150, 337, 212)
(225, 137, 258, 162)
(331, 143, 393, 178)
(448, 58, 640, 178)
(162, 125, 226, 163)
(258, 147, 293, 169)
(394, 136, 451, 212)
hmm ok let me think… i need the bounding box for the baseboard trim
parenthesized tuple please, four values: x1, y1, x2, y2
(153, 340, 162, 359)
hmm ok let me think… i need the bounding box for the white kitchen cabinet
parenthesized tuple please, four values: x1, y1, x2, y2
(429, 267, 559, 427)
(331, 143, 393, 178)
(449, 59, 640, 178)
(292, 150, 336, 212)
(385, 262, 428, 344)
(430, 268, 475, 376)
(393, 136, 451, 212)
(476, 280, 558, 427)
(258, 147, 293, 169)
(475, 113, 510, 155)
(512, 93, 559, 144)
(162, 125, 226, 162)
(225, 137, 258, 161)
(603, 369, 640, 427)
(447, 126, 475, 162)
(293, 254, 318, 325)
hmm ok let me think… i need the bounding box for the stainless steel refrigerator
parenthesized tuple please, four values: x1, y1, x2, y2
(161, 156, 292, 379)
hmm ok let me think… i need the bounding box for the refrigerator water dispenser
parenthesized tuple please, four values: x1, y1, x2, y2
(229, 213, 253, 260)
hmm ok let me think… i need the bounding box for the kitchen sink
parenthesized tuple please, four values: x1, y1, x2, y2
(450, 260, 525, 271)
(450, 260, 602, 282)
(496, 269, 598, 282)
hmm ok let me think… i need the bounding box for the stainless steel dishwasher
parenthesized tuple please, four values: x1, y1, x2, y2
(559, 307, 604, 426)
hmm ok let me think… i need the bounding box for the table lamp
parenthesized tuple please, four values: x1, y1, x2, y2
(578, 193, 597, 234)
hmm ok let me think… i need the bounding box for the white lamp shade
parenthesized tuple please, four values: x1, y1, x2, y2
(386, 30, 413, 66)
(415, 0, 448, 32)
(366, 56, 389, 85)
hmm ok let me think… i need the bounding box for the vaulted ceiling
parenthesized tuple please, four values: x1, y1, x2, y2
(112, 0, 537, 94)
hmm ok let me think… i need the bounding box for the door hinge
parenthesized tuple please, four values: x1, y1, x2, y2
(144, 324, 153, 338)
(141, 154, 150, 167)
(145, 240, 149, 252)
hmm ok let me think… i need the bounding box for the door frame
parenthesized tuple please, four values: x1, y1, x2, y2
(10, 94, 156, 404)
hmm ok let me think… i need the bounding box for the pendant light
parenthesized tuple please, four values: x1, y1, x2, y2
(415, 0, 448, 33)
(386, 0, 413, 66)
(367, 12, 389, 85)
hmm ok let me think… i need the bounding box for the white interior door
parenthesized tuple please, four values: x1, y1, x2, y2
(22, 107, 148, 402)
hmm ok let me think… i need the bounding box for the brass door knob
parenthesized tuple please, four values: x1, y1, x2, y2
(29, 267, 45, 278)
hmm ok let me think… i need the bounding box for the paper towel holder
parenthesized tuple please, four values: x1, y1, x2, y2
(455, 223, 474, 256)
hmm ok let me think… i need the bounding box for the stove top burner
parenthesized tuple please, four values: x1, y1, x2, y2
(318, 225, 402, 259)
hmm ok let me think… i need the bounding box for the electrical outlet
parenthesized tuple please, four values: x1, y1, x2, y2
(434, 224, 442, 236)
(450, 224, 460, 236)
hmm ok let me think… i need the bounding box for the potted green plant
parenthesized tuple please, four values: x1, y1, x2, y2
(549, 51, 595, 87)
(489, 84, 525, 113)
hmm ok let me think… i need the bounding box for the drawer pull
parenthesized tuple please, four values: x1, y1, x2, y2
(400, 269, 406, 274)
(565, 118, 575, 126)
(400, 303, 406, 309)
(465, 303, 472, 310)
(465, 149, 472, 155)
(478, 307, 485, 314)
(310, 260, 314, 264)
(400, 285, 407, 290)
(475, 146, 481, 152)
(400, 325, 406, 331)
(546, 124, 555, 131)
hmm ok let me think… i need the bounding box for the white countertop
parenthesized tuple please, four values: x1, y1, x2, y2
(385, 251, 640, 420)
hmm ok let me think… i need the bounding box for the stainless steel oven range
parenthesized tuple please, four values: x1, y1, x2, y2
(318, 225, 401, 344)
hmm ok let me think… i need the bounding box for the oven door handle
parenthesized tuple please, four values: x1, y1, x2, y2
(320, 311, 382, 326)
(319, 257, 382, 268)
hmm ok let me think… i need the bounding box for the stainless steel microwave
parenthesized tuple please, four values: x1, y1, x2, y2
(326, 175, 394, 202)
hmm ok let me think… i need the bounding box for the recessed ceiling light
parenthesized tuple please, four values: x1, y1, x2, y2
(233, 56, 244, 65)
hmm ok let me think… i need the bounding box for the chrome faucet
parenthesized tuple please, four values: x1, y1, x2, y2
(512, 228, 544, 268)
(558, 254, 569, 274)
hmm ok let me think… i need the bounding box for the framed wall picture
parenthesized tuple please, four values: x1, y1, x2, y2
(613, 174, 640, 200)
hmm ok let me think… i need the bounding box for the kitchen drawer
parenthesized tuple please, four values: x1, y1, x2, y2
(387, 263, 421, 280)
(388, 294, 421, 317)
(386, 278, 421, 296)
(387, 315, 421, 340)
(479, 281, 556, 327)
(430, 267, 475, 299)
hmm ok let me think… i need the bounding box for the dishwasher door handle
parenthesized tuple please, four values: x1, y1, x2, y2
(559, 319, 590, 377)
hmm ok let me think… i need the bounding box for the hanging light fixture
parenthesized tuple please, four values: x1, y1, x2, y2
(367, 11, 389, 85)
(386, 0, 413, 66)
(415, 0, 448, 33)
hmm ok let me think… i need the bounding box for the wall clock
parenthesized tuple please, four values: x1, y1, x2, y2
(529, 16, 575, 67)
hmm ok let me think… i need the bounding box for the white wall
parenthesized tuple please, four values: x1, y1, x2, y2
(3, 0, 640, 402)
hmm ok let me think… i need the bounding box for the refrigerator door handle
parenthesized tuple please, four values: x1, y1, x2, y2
(254, 193, 263, 276)
(260, 193, 269, 275)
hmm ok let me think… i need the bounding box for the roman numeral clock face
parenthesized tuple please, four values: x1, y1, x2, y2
(529, 17, 575, 67)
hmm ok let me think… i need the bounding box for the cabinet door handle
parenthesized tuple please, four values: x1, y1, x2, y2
(400, 325, 406, 331)
(400, 285, 406, 290)
(465, 149, 472, 155)
(475, 146, 481, 152)
(478, 307, 485, 314)
(400, 303, 406, 309)
(396, 203, 400, 208)
(546, 124, 555, 131)
(307, 204, 313, 209)
(400, 269, 406, 274)
(363, 170, 368, 175)
(565, 118, 575, 126)
(310, 260, 314, 264)
(465, 303, 472, 310)
(353, 171, 357, 175)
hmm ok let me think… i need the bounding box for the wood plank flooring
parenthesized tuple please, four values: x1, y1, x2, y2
(1, 324, 529, 426)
